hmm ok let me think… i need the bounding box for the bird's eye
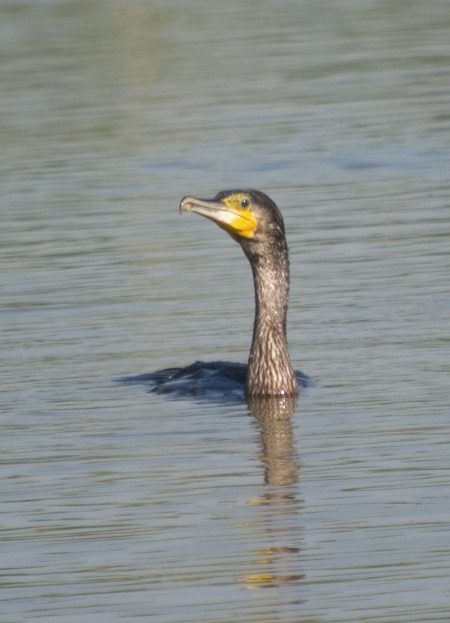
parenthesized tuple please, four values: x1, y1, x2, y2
(240, 198, 250, 208)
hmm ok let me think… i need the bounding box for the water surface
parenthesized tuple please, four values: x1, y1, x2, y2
(1, 1, 449, 622)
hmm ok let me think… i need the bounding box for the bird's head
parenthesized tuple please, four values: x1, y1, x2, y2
(180, 189, 286, 255)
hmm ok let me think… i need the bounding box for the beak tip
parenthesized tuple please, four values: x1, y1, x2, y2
(179, 196, 194, 214)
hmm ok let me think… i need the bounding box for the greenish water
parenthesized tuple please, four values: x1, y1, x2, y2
(1, 1, 449, 622)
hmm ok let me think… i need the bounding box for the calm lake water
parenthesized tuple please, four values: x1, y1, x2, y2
(1, 1, 449, 621)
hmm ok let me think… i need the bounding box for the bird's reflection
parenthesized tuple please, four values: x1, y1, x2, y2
(248, 395, 299, 486)
(241, 395, 305, 591)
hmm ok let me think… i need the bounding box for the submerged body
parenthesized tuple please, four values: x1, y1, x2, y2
(142, 361, 312, 400)
(140, 189, 310, 398)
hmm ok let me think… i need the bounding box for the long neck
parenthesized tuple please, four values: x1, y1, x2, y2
(246, 239, 298, 396)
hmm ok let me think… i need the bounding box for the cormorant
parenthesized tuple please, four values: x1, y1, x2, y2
(140, 189, 311, 399)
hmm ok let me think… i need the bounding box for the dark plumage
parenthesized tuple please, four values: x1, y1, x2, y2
(130, 190, 311, 398)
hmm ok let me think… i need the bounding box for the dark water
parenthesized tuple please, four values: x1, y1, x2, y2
(1, 1, 449, 621)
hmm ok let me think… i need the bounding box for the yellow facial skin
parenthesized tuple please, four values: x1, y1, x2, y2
(218, 193, 258, 239)
(180, 193, 258, 240)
